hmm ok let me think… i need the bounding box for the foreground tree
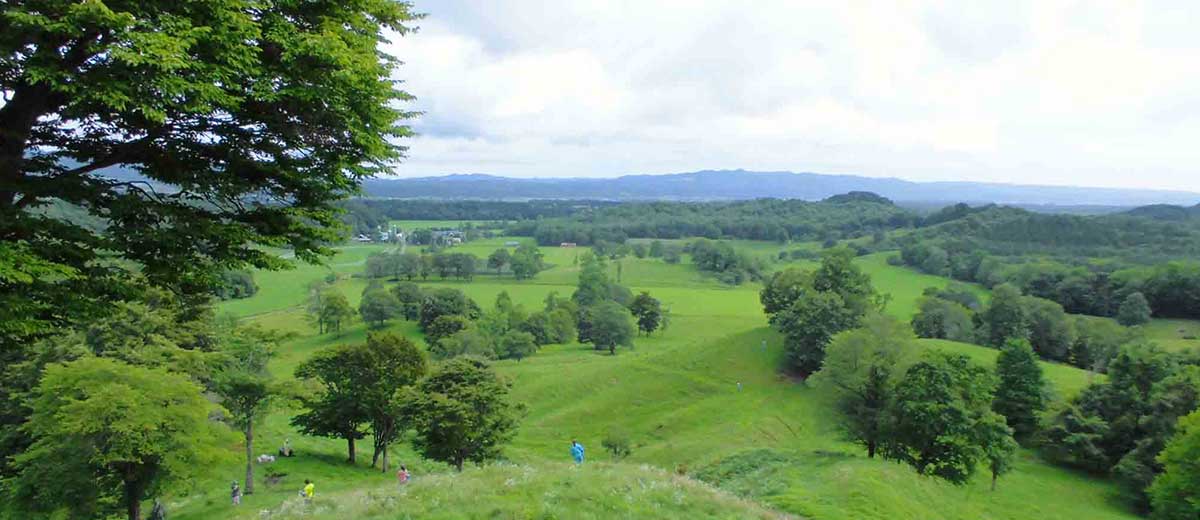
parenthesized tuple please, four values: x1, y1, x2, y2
(212, 328, 282, 496)
(1149, 410, 1200, 520)
(359, 333, 427, 472)
(291, 344, 371, 464)
(882, 352, 1014, 484)
(813, 314, 917, 458)
(993, 339, 1047, 441)
(11, 358, 225, 520)
(0, 0, 418, 352)
(403, 357, 521, 471)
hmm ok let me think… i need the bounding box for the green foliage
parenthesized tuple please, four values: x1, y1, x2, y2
(10, 358, 226, 520)
(358, 287, 401, 328)
(308, 289, 353, 335)
(357, 333, 428, 472)
(602, 430, 633, 459)
(1149, 410, 1200, 520)
(882, 352, 1013, 485)
(1025, 297, 1075, 362)
(215, 270, 258, 300)
(510, 244, 545, 280)
(980, 284, 1029, 347)
(0, 0, 417, 355)
(628, 291, 663, 335)
(390, 282, 423, 321)
(1118, 292, 1153, 326)
(499, 330, 538, 362)
(580, 301, 637, 355)
(425, 315, 470, 348)
(814, 314, 918, 457)
(993, 339, 1047, 440)
(291, 343, 374, 464)
(487, 248, 511, 274)
(573, 254, 613, 307)
(687, 238, 764, 284)
(761, 249, 877, 376)
(402, 357, 521, 471)
(212, 327, 282, 494)
(911, 294, 975, 342)
(419, 288, 479, 331)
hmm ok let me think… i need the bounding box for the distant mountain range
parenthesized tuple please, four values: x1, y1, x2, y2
(364, 170, 1200, 207)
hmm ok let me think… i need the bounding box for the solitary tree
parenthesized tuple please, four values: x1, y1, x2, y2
(11, 358, 225, 520)
(581, 301, 636, 355)
(993, 339, 1046, 440)
(402, 357, 522, 471)
(1117, 292, 1153, 327)
(628, 292, 663, 335)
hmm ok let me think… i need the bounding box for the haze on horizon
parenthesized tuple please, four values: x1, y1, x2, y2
(383, 1, 1200, 192)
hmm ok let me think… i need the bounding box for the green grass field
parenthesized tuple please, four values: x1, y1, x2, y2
(188, 240, 1158, 520)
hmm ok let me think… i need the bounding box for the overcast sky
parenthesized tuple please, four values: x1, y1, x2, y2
(383, 1, 1200, 191)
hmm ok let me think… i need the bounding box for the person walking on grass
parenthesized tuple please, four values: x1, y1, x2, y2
(230, 481, 241, 506)
(303, 479, 314, 504)
(570, 439, 585, 465)
(397, 464, 410, 485)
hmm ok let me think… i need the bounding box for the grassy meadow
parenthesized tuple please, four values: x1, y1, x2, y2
(167, 232, 1168, 519)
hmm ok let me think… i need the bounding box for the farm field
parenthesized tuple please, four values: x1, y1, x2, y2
(181, 237, 1163, 520)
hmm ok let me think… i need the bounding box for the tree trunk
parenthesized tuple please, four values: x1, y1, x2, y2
(347, 436, 356, 464)
(124, 478, 144, 520)
(609, 344, 616, 355)
(381, 444, 389, 473)
(244, 422, 255, 494)
(455, 454, 464, 472)
(991, 471, 998, 491)
(867, 440, 876, 459)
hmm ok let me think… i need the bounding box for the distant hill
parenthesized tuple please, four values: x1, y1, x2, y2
(365, 170, 1200, 206)
(1123, 203, 1200, 221)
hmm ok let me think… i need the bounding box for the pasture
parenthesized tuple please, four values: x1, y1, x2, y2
(171, 237, 1160, 519)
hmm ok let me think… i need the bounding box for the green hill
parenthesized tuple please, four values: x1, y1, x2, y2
(249, 462, 790, 520)
(164, 236, 1150, 520)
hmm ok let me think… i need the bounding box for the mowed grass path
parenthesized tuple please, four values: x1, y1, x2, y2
(180, 237, 1141, 520)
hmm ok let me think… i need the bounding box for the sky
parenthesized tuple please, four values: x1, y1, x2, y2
(383, 0, 1200, 191)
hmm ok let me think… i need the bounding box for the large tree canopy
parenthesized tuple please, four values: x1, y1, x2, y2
(0, 0, 418, 348)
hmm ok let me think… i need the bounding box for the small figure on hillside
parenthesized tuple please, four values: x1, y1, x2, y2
(279, 438, 294, 457)
(760, 340, 766, 351)
(150, 499, 167, 520)
(397, 464, 410, 485)
(737, 381, 743, 391)
(230, 481, 241, 506)
(303, 479, 314, 504)
(570, 439, 585, 465)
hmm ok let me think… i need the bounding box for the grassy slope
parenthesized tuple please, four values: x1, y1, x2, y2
(251, 462, 790, 520)
(176, 239, 1143, 520)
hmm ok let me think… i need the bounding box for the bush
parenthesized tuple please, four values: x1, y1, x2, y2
(602, 430, 633, 459)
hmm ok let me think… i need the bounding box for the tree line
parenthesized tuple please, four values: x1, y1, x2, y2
(898, 240, 1200, 321)
(363, 245, 545, 283)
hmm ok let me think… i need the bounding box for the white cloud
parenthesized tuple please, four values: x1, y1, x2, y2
(382, 0, 1200, 191)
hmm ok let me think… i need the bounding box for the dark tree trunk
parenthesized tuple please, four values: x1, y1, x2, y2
(244, 422, 255, 494)
(867, 440, 876, 459)
(124, 478, 144, 520)
(991, 471, 998, 491)
(347, 436, 356, 464)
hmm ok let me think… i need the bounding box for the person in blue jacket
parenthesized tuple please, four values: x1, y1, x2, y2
(570, 439, 585, 464)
